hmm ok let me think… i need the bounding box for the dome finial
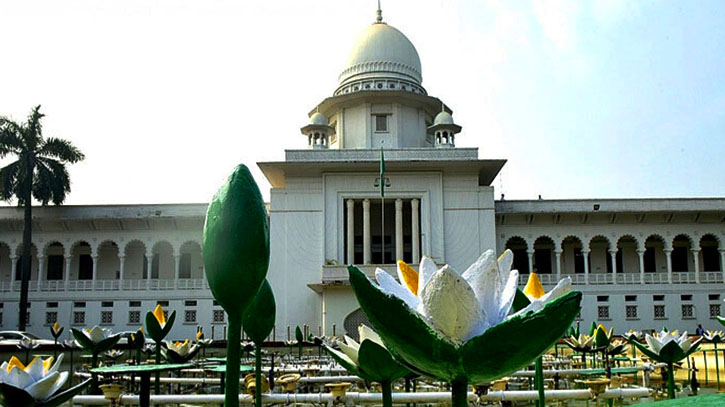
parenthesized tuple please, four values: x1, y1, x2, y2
(376, 0, 383, 23)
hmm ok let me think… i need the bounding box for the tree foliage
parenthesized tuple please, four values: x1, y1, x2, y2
(0, 105, 84, 206)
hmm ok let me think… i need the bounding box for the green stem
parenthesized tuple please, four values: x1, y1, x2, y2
(450, 378, 468, 407)
(154, 340, 161, 394)
(226, 317, 242, 407)
(716, 344, 721, 392)
(91, 351, 99, 394)
(582, 352, 587, 369)
(382, 380, 393, 407)
(535, 357, 545, 407)
(667, 362, 676, 399)
(255, 344, 262, 407)
(68, 347, 74, 388)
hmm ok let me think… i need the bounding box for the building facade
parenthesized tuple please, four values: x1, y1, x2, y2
(0, 10, 723, 341)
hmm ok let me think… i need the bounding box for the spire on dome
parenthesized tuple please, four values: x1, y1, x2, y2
(375, 0, 383, 23)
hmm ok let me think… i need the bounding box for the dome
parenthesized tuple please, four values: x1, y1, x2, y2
(309, 112, 329, 126)
(338, 23, 422, 88)
(433, 111, 454, 125)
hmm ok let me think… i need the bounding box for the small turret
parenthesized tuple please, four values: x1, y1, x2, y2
(301, 112, 335, 149)
(428, 109, 461, 148)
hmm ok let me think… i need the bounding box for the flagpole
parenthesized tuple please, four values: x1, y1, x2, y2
(380, 142, 386, 265)
(381, 196, 385, 264)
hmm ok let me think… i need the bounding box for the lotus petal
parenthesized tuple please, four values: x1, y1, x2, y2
(646, 335, 663, 354)
(24, 356, 45, 381)
(4, 365, 33, 389)
(323, 344, 365, 379)
(359, 325, 384, 347)
(24, 371, 61, 401)
(497, 250, 514, 283)
(338, 337, 360, 364)
(497, 269, 519, 322)
(396, 260, 419, 297)
(417, 256, 438, 296)
(376, 268, 419, 310)
(357, 339, 409, 382)
(418, 265, 481, 344)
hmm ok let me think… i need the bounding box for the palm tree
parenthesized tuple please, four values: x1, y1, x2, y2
(0, 105, 84, 331)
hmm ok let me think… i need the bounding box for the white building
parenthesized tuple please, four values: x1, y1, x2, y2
(1, 9, 723, 340)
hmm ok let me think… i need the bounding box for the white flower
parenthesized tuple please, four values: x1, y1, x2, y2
(82, 326, 113, 343)
(334, 325, 384, 365)
(0, 355, 67, 402)
(374, 250, 571, 345)
(645, 330, 694, 354)
(166, 339, 198, 356)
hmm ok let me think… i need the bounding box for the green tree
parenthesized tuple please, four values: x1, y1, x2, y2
(0, 105, 84, 330)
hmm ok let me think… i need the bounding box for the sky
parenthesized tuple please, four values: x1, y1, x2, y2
(0, 0, 723, 205)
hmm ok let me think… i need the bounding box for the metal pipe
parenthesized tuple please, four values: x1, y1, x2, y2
(71, 388, 651, 405)
(511, 363, 665, 377)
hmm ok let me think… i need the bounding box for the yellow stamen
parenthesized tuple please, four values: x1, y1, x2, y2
(130, 334, 135, 342)
(196, 331, 203, 340)
(183, 339, 188, 346)
(175, 341, 182, 347)
(523, 273, 545, 299)
(53, 322, 60, 332)
(397, 260, 419, 295)
(42, 357, 54, 372)
(6, 356, 25, 372)
(139, 327, 144, 333)
(153, 304, 166, 325)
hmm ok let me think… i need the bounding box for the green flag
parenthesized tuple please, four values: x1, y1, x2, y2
(379, 146, 386, 197)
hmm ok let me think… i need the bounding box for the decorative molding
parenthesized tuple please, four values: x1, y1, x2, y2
(285, 148, 479, 162)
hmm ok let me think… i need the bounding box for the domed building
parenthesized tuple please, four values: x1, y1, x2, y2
(0, 6, 722, 341)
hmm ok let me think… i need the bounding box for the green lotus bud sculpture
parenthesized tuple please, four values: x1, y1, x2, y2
(629, 329, 701, 399)
(348, 250, 582, 407)
(145, 304, 176, 393)
(0, 355, 91, 407)
(49, 323, 63, 359)
(203, 164, 270, 407)
(324, 325, 409, 407)
(242, 280, 276, 407)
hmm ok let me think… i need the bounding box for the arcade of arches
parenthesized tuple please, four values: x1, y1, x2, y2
(504, 233, 723, 285)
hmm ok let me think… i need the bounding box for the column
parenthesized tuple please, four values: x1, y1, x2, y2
(411, 199, 420, 261)
(9, 255, 17, 291)
(609, 250, 618, 284)
(118, 255, 126, 281)
(146, 251, 154, 280)
(37, 255, 45, 292)
(64, 256, 72, 291)
(363, 199, 371, 264)
(637, 249, 645, 284)
(91, 255, 98, 284)
(346, 200, 355, 264)
(664, 249, 673, 284)
(582, 249, 590, 285)
(527, 250, 534, 274)
(720, 250, 725, 283)
(554, 250, 562, 281)
(174, 253, 182, 287)
(395, 199, 403, 261)
(692, 249, 701, 284)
